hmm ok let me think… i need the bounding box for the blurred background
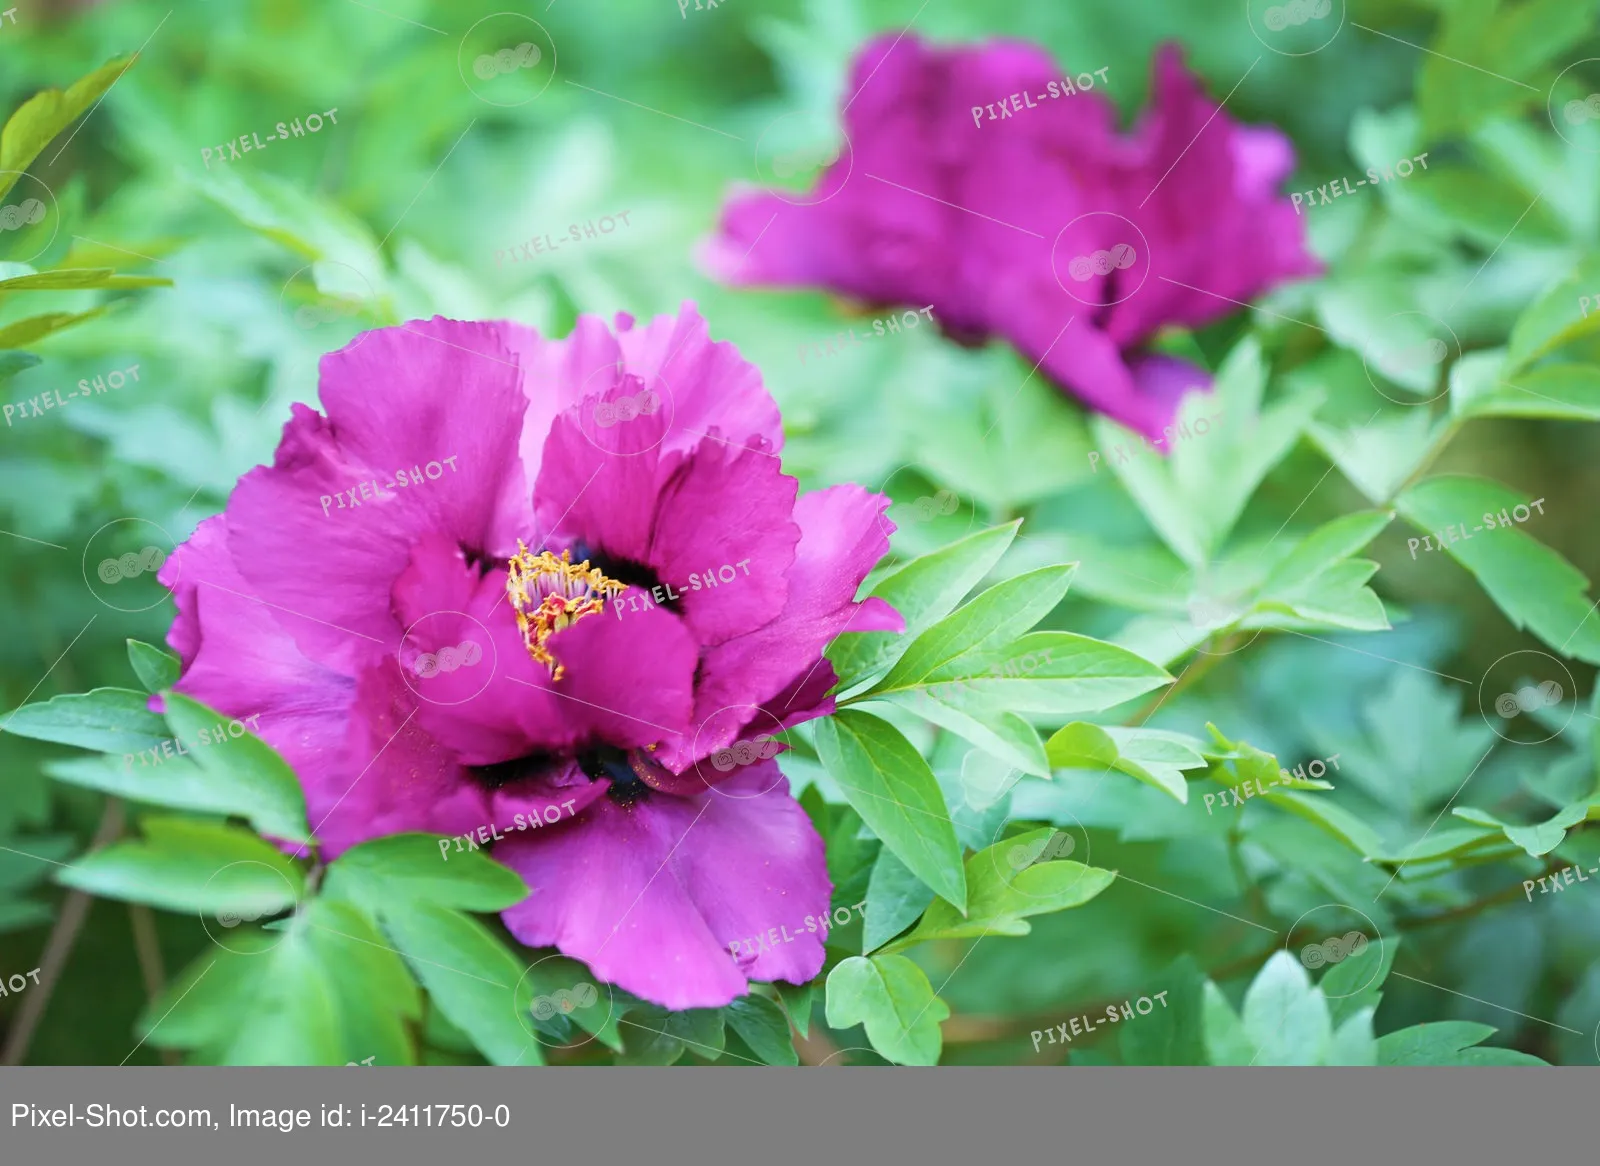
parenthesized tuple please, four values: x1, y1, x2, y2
(4, 0, 1600, 1064)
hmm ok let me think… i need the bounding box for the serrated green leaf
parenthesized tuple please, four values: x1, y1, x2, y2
(1323, 935, 1397, 1028)
(1098, 339, 1318, 565)
(825, 954, 948, 1066)
(1256, 511, 1393, 630)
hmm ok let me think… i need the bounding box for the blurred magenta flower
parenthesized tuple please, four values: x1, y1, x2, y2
(703, 37, 1319, 440)
(160, 306, 900, 1009)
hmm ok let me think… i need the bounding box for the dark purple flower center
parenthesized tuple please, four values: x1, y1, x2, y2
(577, 743, 653, 806)
(568, 539, 682, 615)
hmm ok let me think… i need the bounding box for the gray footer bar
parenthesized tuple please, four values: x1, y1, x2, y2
(0, 1066, 1584, 1164)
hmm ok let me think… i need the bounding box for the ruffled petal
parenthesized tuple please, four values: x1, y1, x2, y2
(497, 764, 829, 1010)
(659, 484, 900, 770)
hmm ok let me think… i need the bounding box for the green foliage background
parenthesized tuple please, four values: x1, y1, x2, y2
(4, 0, 1600, 1066)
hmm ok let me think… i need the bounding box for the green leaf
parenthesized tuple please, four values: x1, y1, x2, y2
(140, 920, 344, 1066)
(0, 57, 136, 201)
(1097, 338, 1319, 565)
(1271, 791, 1387, 860)
(1416, 0, 1595, 139)
(1328, 1008, 1379, 1066)
(1255, 511, 1392, 630)
(1240, 952, 1332, 1066)
(194, 165, 383, 272)
(44, 754, 258, 821)
(0, 350, 40, 378)
(862, 846, 935, 953)
(888, 827, 1114, 949)
(876, 689, 1050, 777)
(902, 631, 1172, 716)
(1455, 357, 1600, 422)
(1453, 802, 1588, 858)
(303, 898, 421, 1066)
(871, 565, 1076, 695)
(825, 954, 948, 1066)
(776, 981, 815, 1039)
(1395, 474, 1600, 664)
(724, 995, 799, 1066)
(1046, 723, 1207, 804)
(0, 308, 109, 348)
(323, 833, 528, 914)
(0, 268, 170, 292)
(518, 955, 623, 1053)
(161, 693, 310, 844)
(827, 522, 1019, 689)
(1309, 409, 1444, 505)
(617, 1006, 725, 1065)
(377, 899, 536, 1067)
(55, 817, 305, 916)
(1323, 935, 1398, 1028)
(127, 639, 179, 693)
(812, 710, 966, 911)
(1506, 255, 1600, 372)
(1120, 956, 1207, 1065)
(1377, 1021, 1546, 1066)
(1201, 981, 1254, 1066)
(2, 686, 168, 754)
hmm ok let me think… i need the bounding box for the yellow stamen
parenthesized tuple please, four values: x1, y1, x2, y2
(506, 542, 626, 681)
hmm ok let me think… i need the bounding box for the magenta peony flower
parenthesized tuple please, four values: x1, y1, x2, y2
(159, 305, 902, 1010)
(703, 37, 1320, 441)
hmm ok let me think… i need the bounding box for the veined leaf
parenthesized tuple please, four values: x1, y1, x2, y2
(825, 954, 948, 1066)
(828, 522, 1018, 690)
(812, 710, 966, 911)
(886, 827, 1114, 950)
(1396, 474, 1600, 664)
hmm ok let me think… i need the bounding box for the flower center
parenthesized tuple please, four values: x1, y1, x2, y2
(578, 744, 655, 806)
(506, 543, 626, 681)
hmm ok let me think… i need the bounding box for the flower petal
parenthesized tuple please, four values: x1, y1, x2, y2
(498, 764, 829, 1010)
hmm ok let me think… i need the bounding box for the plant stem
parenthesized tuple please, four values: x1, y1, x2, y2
(1, 798, 125, 1066)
